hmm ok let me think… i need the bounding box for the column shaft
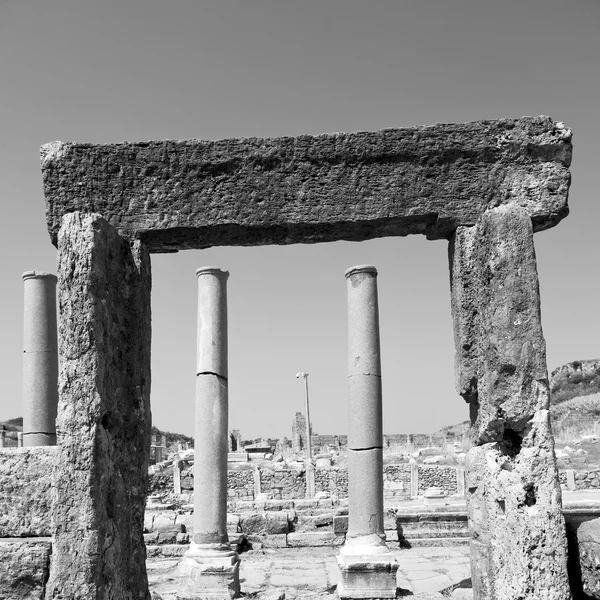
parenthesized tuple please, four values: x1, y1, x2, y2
(194, 267, 230, 546)
(22, 272, 58, 447)
(345, 265, 384, 543)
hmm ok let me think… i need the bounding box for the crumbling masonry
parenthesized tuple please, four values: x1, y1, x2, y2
(0, 116, 573, 599)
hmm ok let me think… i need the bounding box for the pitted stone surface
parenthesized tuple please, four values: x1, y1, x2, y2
(450, 205, 570, 598)
(0, 447, 56, 536)
(451, 205, 550, 442)
(0, 540, 51, 600)
(577, 517, 600, 598)
(41, 117, 571, 251)
(46, 212, 152, 600)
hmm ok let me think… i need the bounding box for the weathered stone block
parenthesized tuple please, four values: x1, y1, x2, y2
(247, 534, 288, 548)
(334, 515, 349, 534)
(577, 517, 600, 598)
(0, 539, 52, 600)
(45, 212, 152, 600)
(0, 447, 56, 537)
(287, 532, 344, 547)
(450, 205, 571, 598)
(265, 512, 290, 535)
(41, 117, 571, 251)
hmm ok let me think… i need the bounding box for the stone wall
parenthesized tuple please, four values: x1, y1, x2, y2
(149, 461, 600, 500)
(228, 468, 255, 500)
(418, 465, 458, 495)
(315, 467, 348, 498)
(383, 464, 412, 500)
(260, 467, 306, 499)
(0, 447, 56, 536)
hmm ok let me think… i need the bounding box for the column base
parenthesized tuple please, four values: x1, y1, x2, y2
(176, 543, 240, 599)
(337, 539, 399, 599)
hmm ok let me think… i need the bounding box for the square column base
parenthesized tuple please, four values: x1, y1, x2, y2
(176, 543, 240, 599)
(337, 551, 399, 599)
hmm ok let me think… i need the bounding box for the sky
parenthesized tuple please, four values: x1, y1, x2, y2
(0, 0, 598, 439)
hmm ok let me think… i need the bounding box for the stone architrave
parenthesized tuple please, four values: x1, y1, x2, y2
(46, 212, 151, 599)
(177, 267, 240, 600)
(22, 271, 58, 447)
(449, 205, 571, 599)
(338, 265, 398, 599)
(42, 117, 572, 251)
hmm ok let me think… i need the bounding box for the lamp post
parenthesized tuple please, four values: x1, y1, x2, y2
(295, 372, 312, 460)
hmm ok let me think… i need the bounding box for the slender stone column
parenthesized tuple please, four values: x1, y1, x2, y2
(22, 271, 58, 447)
(338, 265, 398, 599)
(178, 267, 239, 600)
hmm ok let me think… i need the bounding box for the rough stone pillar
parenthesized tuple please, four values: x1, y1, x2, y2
(0, 430, 4, 449)
(46, 212, 151, 599)
(17, 432, 23, 448)
(338, 265, 398, 599)
(178, 267, 239, 600)
(449, 205, 571, 599)
(22, 271, 58, 446)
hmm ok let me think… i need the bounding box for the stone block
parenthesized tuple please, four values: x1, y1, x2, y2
(577, 517, 600, 598)
(337, 552, 399, 599)
(265, 512, 290, 535)
(295, 513, 334, 532)
(156, 523, 185, 544)
(263, 500, 294, 511)
(46, 213, 152, 600)
(287, 532, 344, 547)
(0, 447, 56, 537)
(247, 534, 288, 548)
(42, 117, 571, 250)
(334, 515, 349, 534)
(239, 513, 265, 535)
(294, 498, 319, 511)
(0, 539, 52, 600)
(153, 512, 177, 529)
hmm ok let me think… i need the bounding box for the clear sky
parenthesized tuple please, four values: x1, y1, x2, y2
(0, 0, 598, 439)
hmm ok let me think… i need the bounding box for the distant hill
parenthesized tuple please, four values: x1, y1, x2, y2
(0, 417, 22, 432)
(550, 359, 600, 404)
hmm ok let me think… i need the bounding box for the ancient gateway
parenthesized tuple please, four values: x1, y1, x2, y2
(37, 116, 572, 598)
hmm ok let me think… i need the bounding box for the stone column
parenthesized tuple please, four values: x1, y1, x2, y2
(22, 271, 58, 447)
(337, 265, 398, 599)
(449, 206, 571, 599)
(46, 213, 151, 599)
(178, 267, 239, 599)
(17, 432, 23, 448)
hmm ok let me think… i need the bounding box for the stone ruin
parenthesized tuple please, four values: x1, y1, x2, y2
(0, 116, 579, 598)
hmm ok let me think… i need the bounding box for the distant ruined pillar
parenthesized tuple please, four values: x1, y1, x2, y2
(338, 265, 398, 599)
(22, 271, 58, 447)
(450, 206, 571, 599)
(178, 267, 240, 598)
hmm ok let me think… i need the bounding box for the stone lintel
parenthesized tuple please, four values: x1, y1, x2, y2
(41, 116, 571, 252)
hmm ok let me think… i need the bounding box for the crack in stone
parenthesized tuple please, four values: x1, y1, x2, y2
(196, 371, 228, 383)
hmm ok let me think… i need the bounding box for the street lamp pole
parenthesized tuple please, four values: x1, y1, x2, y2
(296, 372, 312, 460)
